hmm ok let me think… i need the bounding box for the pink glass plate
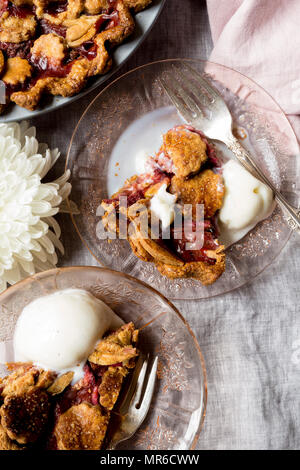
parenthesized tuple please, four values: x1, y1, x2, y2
(66, 59, 300, 300)
(0, 266, 207, 450)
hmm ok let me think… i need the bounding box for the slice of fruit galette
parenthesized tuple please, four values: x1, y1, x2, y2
(0, 322, 139, 450)
(101, 125, 226, 285)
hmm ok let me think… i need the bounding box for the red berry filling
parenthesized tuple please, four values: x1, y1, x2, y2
(103, 169, 172, 208)
(43, 1, 68, 16)
(1, 1, 33, 18)
(170, 219, 219, 265)
(39, 19, 67, 38)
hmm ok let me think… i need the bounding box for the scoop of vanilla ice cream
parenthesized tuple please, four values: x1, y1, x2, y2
(14, 289, 123, 376)
(219, 160, 275, 247)
(150, 183, 177, 229)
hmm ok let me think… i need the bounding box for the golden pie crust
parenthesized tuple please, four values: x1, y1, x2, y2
(162, 126, 208, 178)
(54, 403, 110, 450)
(170, 169, 225, 218)
(2, 57, 32, 86)
(0, 13, 36, 43)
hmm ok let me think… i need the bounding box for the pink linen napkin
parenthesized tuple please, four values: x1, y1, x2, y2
(207, 0, 300, 139)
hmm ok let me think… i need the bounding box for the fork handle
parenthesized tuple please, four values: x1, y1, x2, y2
(225, 134, 300, 234)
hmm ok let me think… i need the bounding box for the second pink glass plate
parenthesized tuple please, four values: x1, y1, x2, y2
(66, 59, 300, 300)
(0, 266, 207, 449)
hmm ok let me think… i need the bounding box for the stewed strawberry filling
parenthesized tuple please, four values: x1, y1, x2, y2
(0, 0, 33, 18)
(103, 169, 172, 208)
(4, 80, 28, 98)
(0, 39, 35, 63)
(54, 364, 101, 419)
(45, 363, 101, 449)
(44, 1, 68, 16)
(39, 19, 67, 38)
(53, 360, 123, 420)
(146, 150, 175, 174)
(170, 219, 220, 265)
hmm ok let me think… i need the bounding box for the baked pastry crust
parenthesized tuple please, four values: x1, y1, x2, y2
(0, 0, 152, 113)
(124, 0, 152, 12)
(0, 423, 23, 450)
(54, 403, 110, 450)
(0, 12, 36, 43)
(161, 126, 208, 178)
(170, 169, 224, 218)
(1, 57, 32, 86)
(88, 322, 138, 366)
(0, 50, 4, 74)
(156, 247, 226, 285)
(0, 366, 56, 444)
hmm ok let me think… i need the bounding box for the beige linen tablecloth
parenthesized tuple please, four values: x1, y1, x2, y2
(29, 0, 300, 450)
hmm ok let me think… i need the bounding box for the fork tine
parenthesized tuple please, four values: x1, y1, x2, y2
(174, 65, 215, 109)
(183, 62, 221, 101)
(108, 356, 158, 449)
(167, 72, 203, 117)
(160, 78, 194, 123)
(118, 353, 148, 416)
(133, 356, 158, 422)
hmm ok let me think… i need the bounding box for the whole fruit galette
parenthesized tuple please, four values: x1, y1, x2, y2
(0, 0, 152, 113)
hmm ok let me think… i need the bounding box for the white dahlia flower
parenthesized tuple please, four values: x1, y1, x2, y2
(0, 121, 75, 292)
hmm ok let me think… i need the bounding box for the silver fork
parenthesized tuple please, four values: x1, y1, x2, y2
(160, 63, 300, 234)
(107, 354, 158, 449)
